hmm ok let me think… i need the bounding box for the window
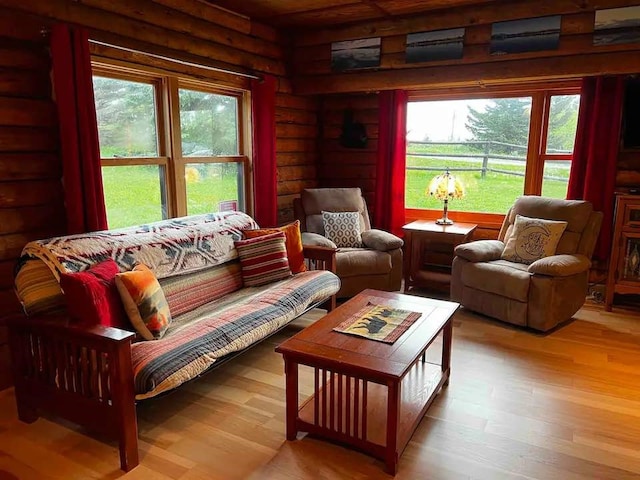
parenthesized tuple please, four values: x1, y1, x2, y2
(92, 65, 249, 228)
(541, 95, 580, 199)
(406, 87, 580, 217)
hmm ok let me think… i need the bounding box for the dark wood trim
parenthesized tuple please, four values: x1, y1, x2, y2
(294, 51, 640, 95)
(408, 82, 581, 101)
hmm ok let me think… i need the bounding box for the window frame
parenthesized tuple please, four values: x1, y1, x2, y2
(92, 62, 252, 224)
(406, 81, 581, 227)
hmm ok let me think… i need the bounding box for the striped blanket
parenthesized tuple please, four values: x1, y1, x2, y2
(133, 270, 340, 399)
(20, 211, 258, 280)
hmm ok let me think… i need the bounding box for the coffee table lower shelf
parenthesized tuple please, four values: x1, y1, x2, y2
(292, 361, 446, 474)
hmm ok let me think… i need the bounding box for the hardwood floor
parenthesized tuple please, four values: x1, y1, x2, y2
(0, 304, 639, 479)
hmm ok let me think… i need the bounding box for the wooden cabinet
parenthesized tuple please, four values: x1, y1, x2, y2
(605, 194, 640, 311)
(403, 221, 477, 293)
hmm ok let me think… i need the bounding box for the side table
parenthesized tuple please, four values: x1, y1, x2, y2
(403, 221, 477, 293)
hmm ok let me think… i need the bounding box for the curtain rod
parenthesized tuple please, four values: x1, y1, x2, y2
(89, 39, 261, 80)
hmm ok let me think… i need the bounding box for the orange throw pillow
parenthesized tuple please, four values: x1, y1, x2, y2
(243, 220, 307, 274)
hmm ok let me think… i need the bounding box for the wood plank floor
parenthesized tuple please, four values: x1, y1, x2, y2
(0, 304, 639, 479)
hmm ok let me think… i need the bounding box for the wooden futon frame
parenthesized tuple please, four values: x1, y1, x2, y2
(8, 246, 336, 471)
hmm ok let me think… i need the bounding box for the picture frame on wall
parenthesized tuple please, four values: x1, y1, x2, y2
(405, 28, 465, 63)
(331, 37, 381, 72)
(490, 15, 561, 55)
(594, 6, 640, 46)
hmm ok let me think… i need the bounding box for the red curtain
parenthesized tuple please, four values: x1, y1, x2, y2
(567, 76, 625, 262)
(51, 24, 107, 234)
(251, 75, 277, 227)
(374, 90, 408, 236)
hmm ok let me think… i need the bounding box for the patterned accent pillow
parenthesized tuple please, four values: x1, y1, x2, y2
(59, 259, 129, 329)
(501, 214, 568, 265)
(115, 264, 172, 340)
(234, 231, 292, 287)
(243, 220, 307, 274)
(322, 211, 362, 248)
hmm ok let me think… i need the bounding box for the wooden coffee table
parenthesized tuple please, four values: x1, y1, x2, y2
(275, 289, 458, 474)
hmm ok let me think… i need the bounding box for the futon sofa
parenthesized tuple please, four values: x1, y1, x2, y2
(9, 211, 340, 471)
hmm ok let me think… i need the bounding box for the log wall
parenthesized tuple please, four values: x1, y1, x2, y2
(291, 0, 640, 95)
(319, 94, 379, 216)
(0, 1, 319, 387)
(0, 22, 66, 387)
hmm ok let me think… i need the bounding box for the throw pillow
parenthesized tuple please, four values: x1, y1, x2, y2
(60, 259, 129, 329)
(234, 231, 292, 287)
(501, 214, 568, 265)
(321, 211, 362, 248)
(115, 264, 172, 340)
(243, 220, 307, 274)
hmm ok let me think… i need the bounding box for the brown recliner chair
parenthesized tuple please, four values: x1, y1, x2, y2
(450, 196, 603, 332)
(294, 188, 403, 298)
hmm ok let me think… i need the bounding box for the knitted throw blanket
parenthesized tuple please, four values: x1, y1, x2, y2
(21, 211, 258, 280)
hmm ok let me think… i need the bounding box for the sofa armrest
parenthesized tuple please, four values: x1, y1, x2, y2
(8, 314, 139, 471)
(361, 229, 403, 251)
(301, 232, 337, 249)
(527, 254, 591, 277)
(303, 245, 337, 273)
(8, 314, 136, 346)
(454, 240, 504, 263)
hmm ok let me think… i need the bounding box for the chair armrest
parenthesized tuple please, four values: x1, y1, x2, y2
(361, 229, 403, 251)
(454, 240, 504, 263)
(527, 254, 591, 277)
(301, 232, 337, 249)
(303, 245, 337, 273)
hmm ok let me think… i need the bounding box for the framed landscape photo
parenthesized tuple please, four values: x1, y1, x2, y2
(331, 37, 381, 72)
(406, 28, 465, 63)
(490, 15, 561, 55)
(594, 6, 640, 46)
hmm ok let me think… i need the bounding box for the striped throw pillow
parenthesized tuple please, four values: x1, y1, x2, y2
(115, 264, 172, 340)
(234, 231, 292, 287)
(243, 220, 307, 274)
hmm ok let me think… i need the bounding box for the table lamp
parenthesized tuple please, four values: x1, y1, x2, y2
(427, 169, 465, 225)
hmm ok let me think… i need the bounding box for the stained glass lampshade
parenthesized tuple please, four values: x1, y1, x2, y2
(427, 170, 465, 225)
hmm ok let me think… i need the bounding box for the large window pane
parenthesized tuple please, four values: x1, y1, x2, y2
(546, 95, 580, 154)
(406, 98, 531, 214)
(542, 160, 571, 199)
(93, 77, 158, 158)
(102, 165, 166, 228)
(185, 162, 243, 215)
(179, 89, 239, 157)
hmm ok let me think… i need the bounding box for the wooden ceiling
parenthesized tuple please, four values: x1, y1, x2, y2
(207, 0, 504, 28)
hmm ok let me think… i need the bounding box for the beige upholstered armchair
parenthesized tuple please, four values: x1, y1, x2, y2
(294, 188, 403, 298)
(450, 196, 603, 332)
